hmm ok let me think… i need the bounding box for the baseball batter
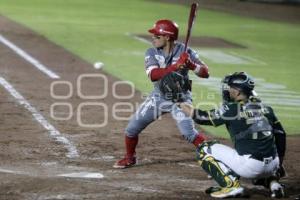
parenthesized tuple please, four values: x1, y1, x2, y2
(113, 19, 209, 169)
(179, 72, 286, 198)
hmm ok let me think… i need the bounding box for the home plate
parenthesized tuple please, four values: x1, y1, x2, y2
(57, 172, 104, 179)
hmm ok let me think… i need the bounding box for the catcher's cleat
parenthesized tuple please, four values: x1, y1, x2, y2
(113, 156, 137, 169)
(210, 181, 244, 198)
(270, 181, 285, 198)
(205, 186, 222, 194)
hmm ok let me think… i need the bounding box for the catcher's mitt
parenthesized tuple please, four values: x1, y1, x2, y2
(159, 72, 185, 102)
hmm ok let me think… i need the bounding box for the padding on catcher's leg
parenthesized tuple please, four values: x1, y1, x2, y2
(201, 156, 239, 188)
(196, 140, 220, 161)
(196, 141, 238, 188)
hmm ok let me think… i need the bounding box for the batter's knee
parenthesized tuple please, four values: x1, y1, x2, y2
(125, 125, 141, 137)
(125, 117, 153, 137)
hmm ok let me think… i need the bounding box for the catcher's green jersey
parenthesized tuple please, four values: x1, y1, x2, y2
(193, 99, 279, 158)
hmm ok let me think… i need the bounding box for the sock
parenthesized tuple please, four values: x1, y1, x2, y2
(192, 133, 206, 147)
(125, 135, 138, 158)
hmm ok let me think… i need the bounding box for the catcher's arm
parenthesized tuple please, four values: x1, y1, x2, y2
(178, 102, 224, 126)
(265, 106, 286, 164)
(265, 106, 286, 178)
(273, 121, 286, 178)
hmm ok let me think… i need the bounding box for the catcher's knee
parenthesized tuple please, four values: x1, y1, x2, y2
(196, 140, 219, 161)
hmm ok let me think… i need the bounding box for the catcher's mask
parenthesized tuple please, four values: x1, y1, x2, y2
(221, 72, 255, 102)
(159, 72, 185, 102)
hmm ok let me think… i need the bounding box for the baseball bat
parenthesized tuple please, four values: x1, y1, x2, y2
(184, 2, 198, 52)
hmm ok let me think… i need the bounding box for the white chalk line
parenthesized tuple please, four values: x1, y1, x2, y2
(197, 49, 251, 64)
(0, 77, 78, 158)
(126, 32, 151, 45)
(58, 172, 104, 179)
(229, 51, 267, 65)
(256, 89, 299, 95)
(127, 186, 160, 193)
(0, 34, 60, 79)
(0, 168, 24, 175)
(276, 113, 300, 119)
(273, 106, 300, 111)
(177, 163, 199, 168)
(0, 167, 103, 179)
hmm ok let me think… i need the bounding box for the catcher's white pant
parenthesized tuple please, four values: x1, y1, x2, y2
(203, 143, 279, 179)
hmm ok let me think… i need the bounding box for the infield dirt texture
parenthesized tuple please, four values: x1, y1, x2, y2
(0, 1, 300, 200)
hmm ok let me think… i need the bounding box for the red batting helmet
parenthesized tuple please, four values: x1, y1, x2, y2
(148, 19, 179, 40)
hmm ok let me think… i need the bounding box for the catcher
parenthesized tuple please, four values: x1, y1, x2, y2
(113, 19, 209, 169)
(179, 72, 286, 198)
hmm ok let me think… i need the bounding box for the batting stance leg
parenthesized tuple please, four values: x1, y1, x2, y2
(113, 92, 206, 169)
(171, 102, 206, 145)
(113, 94, 160, 169)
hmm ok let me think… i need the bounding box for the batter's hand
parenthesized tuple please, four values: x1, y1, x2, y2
(185, 59, 196, 70)
(178, 102, 194, 117)
(185, 60, 210, 78)
(176, 52, 189, 69)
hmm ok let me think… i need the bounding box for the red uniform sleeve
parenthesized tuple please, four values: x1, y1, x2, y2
(149, 64, 178, 81)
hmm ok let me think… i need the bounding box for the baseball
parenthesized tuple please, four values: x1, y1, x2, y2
(94, 62, 104, 69)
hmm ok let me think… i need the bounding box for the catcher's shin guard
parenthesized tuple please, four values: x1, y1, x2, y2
(196, 141, 239, 188)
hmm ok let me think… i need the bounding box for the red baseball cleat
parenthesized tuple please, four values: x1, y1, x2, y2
(113, 156, 137, 169)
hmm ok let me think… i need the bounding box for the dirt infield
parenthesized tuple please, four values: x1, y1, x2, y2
(0, 14, 300, 200)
